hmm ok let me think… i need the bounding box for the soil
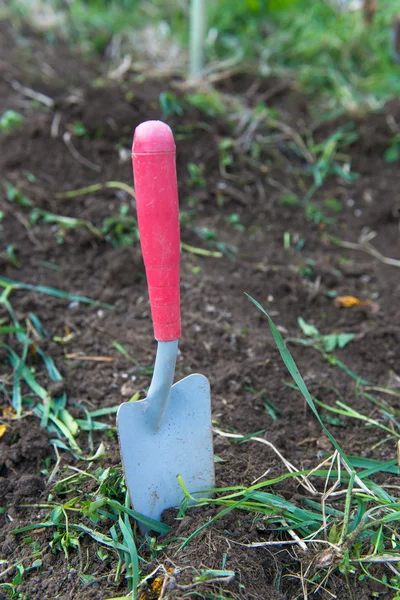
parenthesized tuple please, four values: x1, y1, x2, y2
(1, 18, 400, 600)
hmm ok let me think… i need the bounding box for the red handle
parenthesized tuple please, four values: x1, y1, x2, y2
(132, 121, 181, 341)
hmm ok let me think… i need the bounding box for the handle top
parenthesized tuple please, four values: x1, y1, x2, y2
(133, 120, 175, 154)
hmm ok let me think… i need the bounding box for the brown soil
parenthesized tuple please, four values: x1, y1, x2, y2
(1, 19, 400, 600)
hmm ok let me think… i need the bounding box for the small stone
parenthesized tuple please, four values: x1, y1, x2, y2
(121, 381, 137, 398)
(363, 189, 373, 203)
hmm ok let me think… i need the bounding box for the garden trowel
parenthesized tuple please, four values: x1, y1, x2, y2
(117, 120, 215, 528)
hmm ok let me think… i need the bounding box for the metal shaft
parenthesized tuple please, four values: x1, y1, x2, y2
(146, 340, 178, 429)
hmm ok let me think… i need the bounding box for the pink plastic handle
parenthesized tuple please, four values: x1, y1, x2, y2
(132, 121, 181, 341)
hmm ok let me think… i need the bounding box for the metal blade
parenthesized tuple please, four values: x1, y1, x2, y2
(117, 373, 214, 526)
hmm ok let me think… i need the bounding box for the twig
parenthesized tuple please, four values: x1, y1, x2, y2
(47, 443, 61, 484)
(251, 469, 271, 485)
(51, 112, 62, 138)
(214, 428, 318, 495)
(257, 80, 293, 103)
(300, 564, 308, 600)
(356, 554, 400, 564)
(181, 242, 222, 258)
(266, 176, 297, 196)
(331, 232, 400, 268)
(285, 572, 337, 598)
(108, 54, 132, 80)
(0, 562, 16, 579)
(137, 566, 164, 589)
(63, 132, 101, 172)
(283, 519, 308, 552)
(206, 65, 251, 84)
(11, 80, 54, 108)
(65, 353, 115, 362)
(14, 211, 42, 247)
(0, 197, 41, 247)
(55, 181, 135, 199)
(196, 55, 245, 81)
(364, 386, 400, 397)
(269, 117, 314, 164)
(216, 181, 248, 205)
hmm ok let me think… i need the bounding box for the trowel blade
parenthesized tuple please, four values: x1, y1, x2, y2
(117, 373, 214, 526)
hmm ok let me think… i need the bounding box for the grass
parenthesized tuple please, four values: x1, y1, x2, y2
(2, 296, 400, 598)
(0, 279, 114, 456)
(0, 110, 24, 132)
(2, 175, 233, 256)
(2, 179, 140, 248)
(6, 0, 400, 112)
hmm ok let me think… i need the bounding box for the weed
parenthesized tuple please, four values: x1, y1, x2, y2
(310, 127, 359, 187)
(71, 121, 89, 138)
(194, 226, 237, 260)
(304, 125, 359, 210)
(225, 213, 245, 232)
(185, 91, 225, 116)
(324, 197, 343, 213)
(293, 316, 355, 352)
(3, 181, 32, 207)
(0, 109, 24, 132)
(1, 245, 19, 267)
(280, 194, 301, 208)
(30, 208, 102, 243)
(101, 204, 139, 247)
(219, 138, 234, 172)
(187, 162, 206, 188)
(384, 133, 400, 162)
(305, 201, 336, 225)
(159, 91, 184, 119)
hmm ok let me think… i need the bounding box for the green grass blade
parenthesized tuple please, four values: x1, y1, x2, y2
(88, 406, 119, 417)
(2, 342, 29, 416)
(0, 277, 113, 309)
(107, 499, 170, 535)
(323, 353, 370, 385)
(246, 294, 350, 465)
(119, 516, 139, 596)
(178, 496, 250, 551)
(251, 491, 323, 524)
(347, 457, 399, 477)
(11, 521, 129, 553)
(36, 347, 63, 381)
(34, 404, 82, 454)
(0, 325, 25, 334)
(28, 313, 50, 338)
(75, 419, 112, 431)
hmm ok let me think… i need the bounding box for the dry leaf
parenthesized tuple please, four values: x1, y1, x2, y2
(334, 295, 367, 308)
(1, 406, 15, 419)
(0, 424, 7, 438)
